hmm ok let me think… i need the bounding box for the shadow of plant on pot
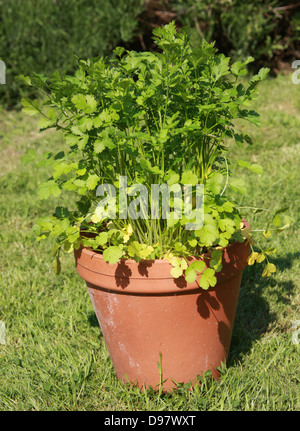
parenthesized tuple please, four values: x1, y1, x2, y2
(115, 261, 132, 289)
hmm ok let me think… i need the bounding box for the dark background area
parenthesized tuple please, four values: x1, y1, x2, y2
(0, 0, 299, 108)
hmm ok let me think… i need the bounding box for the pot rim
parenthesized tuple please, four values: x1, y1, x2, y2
(74, 220, 251, 294)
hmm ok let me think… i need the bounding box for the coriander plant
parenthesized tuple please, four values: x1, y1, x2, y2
(21, 22, 290, 288)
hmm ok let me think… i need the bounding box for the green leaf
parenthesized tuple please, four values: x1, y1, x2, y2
(103, 246, 123, 264)
(63, 240, 73, 253)
(78, 117, 93, 132)
(114, 46, 125, 58)
(86, 174, 99, 190)
(212, 54, 230, 81)
(237, 160, 263, 174)
(218, 217, 236, 234)
(230, 178, 247, 194)
(206, 173, 224, 194)
(140, 158, 163, 175)
(257, 67, 270, 81)
(274, 206, 289, 216)
(170, 266, 183, 278)
(72, 94, 97, 113)
(66, 226, 80, 243)
(240, 110, 262, 127)
(62, 180, 77, 191)
(190, 260, 206, 273)
(185, 267, 197, 283)
(77, 135, 89, 150)
(71, 94, 86, 110)
(180, 170, 198, 186)
(248, 251, 259, 265)
(199, 268, 217, 290)
(94, 138, 116, 153)
(231, 57, 254, 77)
(71, 94, 97, 113)
(85, 95, 98, 113)
(195, 217, 219, 247)
(38, 109, 57, 130)
(262, 262, 276, 277)
(188, 238, 198, 248)
(263, 230, 272, 239)
(94, 139, 105, 154)
(54, 206, 70, 218)
(127, 241, 143, 260)
(222, 201, 235, 213)
(17, 74, 32, 86)
(38, 180, 61, 200)
(210, 249, 223, 272)
(165, 170, 180, 186)
(218, 233, 230, 248)
(52, 162, 77, 180)
(96, 232, 108, 246)
(51, 241, 61, 257)
(21, 97, 40, 116)
(233, 132, 253, 146)
(272, 214, 281, 227)
(38, 117, 54, 129)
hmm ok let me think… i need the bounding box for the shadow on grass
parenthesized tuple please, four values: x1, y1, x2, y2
(228, 251, 299, 365)
(87, 311, 101, 329)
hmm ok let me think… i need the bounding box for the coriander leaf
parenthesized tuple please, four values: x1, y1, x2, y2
(190, 260, 206, 273)
(230, 178, 247, 194)
(170, 266, 183, 278)
(248, 251, 259, 265)
(38, 180, 61, 200)
(237, 160, 263, 174)
(262, 262, 276, 277)
(199, 268, 217, 290)
(206, 172, 224, 194)
(96, 232, 108, 246)
(21, 97, 40, 116)
(103, 246, 123, 264)
(210, 249, 223, 271)
(86, 174, 99, 190)
(71, 94, 86, 110)
(181, 170, 198, 186)
(185, 267, 197, 283)
(195, 219, 219, 247)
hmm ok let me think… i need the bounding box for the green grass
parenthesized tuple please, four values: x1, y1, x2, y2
(0, 73, 299, 411)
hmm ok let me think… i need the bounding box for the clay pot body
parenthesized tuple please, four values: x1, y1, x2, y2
(74, 239, 250, 390)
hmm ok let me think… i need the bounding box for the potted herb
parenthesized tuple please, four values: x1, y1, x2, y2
(21, 22, 290, 390)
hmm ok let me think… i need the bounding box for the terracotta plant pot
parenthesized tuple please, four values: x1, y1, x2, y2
(74, 234, 250, 391)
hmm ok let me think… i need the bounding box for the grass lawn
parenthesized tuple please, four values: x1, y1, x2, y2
(0, 72, 299, 411)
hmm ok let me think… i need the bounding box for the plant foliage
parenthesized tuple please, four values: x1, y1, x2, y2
(21, 22, 291, 288)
